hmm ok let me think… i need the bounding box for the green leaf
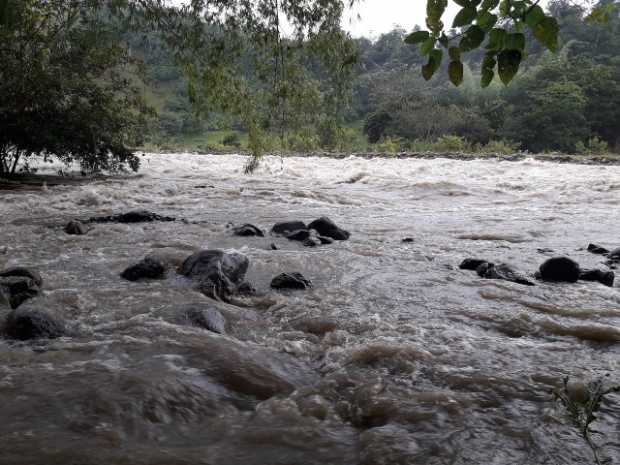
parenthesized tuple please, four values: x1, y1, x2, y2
(422, 48, 443, 81)
(482, 52, 497, 71)
(453, 6, 477, 28)
(480, 0, 500, 11)
(476, 11, 497, 31)
(449, 46, 461, 61)
(497, 49, 522, 85)
(405, 30, 430, 44)
(505, 32, 525, 51)
(481, 68, 494, 88)
(459, 25, 486, 52)
(426, 0, 449, 34)
(531, 16, 559, 52)
(486, 28, 506, 50)
(449, 60, 464, 86)
(524, 5, 545, 28)
(453, 0, 470, 6)
(420, 37, 436, 55)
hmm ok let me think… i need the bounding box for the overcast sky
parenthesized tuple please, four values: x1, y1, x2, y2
(169, 1, 550, 39)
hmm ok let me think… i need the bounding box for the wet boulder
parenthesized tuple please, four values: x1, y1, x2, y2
(88, 210, 175, 224)
(538, 257, 581, 283)
(579, 269, 615, 287)
(0, 268, 42, 309)
(587, 244, 609, 255)
(120, 257, 166, 282)
(270, 243, 279, 250)
(401, 237, 414, 243)
(308, 217, 350, 241)
(271, 272, 312, 290)
(64, 220, 88, 235)
(232, 223, 264, 237)
(179, 305, 227, 334)
(180, 250, 250, 301)
(286, 229, 311, 242)
(459, 258, 490, 271)
(609, 247, 620, 261)
(476, 262, 535, 286)
(3, 307, 65, 340)
(271, 221, 307, 236)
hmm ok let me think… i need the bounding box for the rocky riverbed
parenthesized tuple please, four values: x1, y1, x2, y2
(0, 153, 619, 465)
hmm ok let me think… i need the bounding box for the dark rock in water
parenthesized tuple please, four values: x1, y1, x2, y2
(538, 257, 580, 283)
(579, 269, 615, 287)
(64, 220, 87, 235)
(476, 263, 535, 286)
(179, 305, 226, 334)
(232, 224, 264, 237)
(459, 258, 490, 271)
(237, 281, 257, 296)
(0, 268, 42, 309)
(271, 221, 307, 236)
(0, 267, 42, 287)
(180, 250, 249, 301)
(270, 243, 279, 250)
(318, 236, 333, 245)
(609, 247, 620, 261)
(271, 272, 312, 290)
(286, 229, 311, 242)
(88, 210, 176, 224)
(303, 238, 319, 247)
(3, 308, 65, 340)
(401, 238, 414, 243)
(308, 217, 350, 241)
(121, 258, 166, 282)
(587, 244, 609, 255)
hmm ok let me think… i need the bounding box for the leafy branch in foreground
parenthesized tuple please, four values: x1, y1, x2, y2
(554, 376, 620, 465)
(409, 0, 616, 86)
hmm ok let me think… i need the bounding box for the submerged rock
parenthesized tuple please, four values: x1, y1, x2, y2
(271, 221, 307, 236)
(180, 250, 250, 301)
(459, 258, 489, 271)
(64, 220, 88, 235)
(286, 229, 311, 242)
(587, 243, 609, 255)
(291, 316, 338, 335)
(401, 237, 414, 243)
(476, 262, 535, 286)
(270, 243, 279, 250)
(0, 268, 42, 309)
(579, 269, 615, 287)
(3, 307, 65, 340)
(120, 257, 166, 282)
(609, 247, 620, 261)
(538, 257, 581, 283)
(232, 224, 264, 237)
(308, 217, 350, 240)
(88, 210, 175, 223)
(271, 272, 312, 290)
(179, 305, 227, 334)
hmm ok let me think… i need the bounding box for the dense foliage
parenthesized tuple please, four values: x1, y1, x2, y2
(0, 0, 150, 175)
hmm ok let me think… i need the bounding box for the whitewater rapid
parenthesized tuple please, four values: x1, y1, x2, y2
(0, 153, 619, 465)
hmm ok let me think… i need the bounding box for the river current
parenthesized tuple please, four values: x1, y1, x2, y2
(0, 153, 619, 464)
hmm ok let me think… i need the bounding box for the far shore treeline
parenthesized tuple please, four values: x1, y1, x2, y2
(0, 0, 619, 176)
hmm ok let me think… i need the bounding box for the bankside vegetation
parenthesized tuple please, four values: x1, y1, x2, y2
(0, 0, 618, 175)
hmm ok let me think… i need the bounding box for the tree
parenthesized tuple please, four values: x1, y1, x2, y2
(0, 0, 151, 176)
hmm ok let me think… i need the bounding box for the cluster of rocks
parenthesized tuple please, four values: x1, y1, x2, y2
(0, 267, 66, 340)
(460, 247, 617, 288)
(232, 217, 350, 248)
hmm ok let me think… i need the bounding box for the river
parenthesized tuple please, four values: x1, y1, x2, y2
(0, 153, 619, 464)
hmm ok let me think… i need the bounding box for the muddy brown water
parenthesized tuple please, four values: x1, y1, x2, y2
(0, 154, 619, 465)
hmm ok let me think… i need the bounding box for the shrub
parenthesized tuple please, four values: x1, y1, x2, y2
(222, 132, 241, 147)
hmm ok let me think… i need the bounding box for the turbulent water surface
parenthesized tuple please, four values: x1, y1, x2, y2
(1, 154, 619, 465)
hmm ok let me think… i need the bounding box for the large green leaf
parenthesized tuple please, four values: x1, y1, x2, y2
(531, 16, 559, 52)
(486, 28, 506, 50)
(448, 46, 461, 61)
(505, 32, 525, 51)
(524, 5, 545, 28)
(497, 49, 522, 84)
(476, 11, 497, 31)
(481, 68, 495, 88)
(422, 48, 444, 81)
(480, 0, 500, 11)
(405, 30, 430, 44)
(449, 60, 464, 86)
(453, 6, 477, 28)
(459, 25, 486, 52)
(426, 0, 449, 34)
(420, 37, 436, 55)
